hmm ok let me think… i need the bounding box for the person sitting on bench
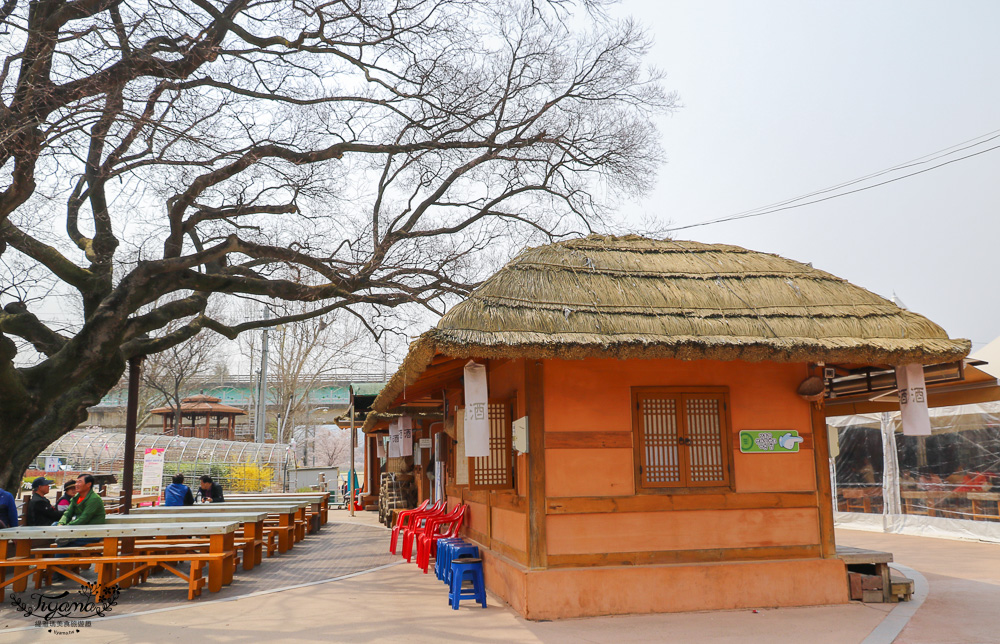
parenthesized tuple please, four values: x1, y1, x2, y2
(196, 475, 225, 503)
(57, 473, 105, 543)
(26, 476, 63, 526)
(164, 474, 195, 506)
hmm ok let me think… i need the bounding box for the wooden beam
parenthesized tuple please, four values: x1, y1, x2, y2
(545, 431, 631, 449)
(525, 359, 547, 570)
(546, 544, 822, 568)
(810, 364, 837, 558)
(545, 491, 818, 515)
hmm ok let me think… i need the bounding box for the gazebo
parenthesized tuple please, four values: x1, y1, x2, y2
(150, 394, 246, 440)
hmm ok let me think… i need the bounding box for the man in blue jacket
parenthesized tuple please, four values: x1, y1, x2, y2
(164, 474, 195, 506)
(0, 486, 18, 529)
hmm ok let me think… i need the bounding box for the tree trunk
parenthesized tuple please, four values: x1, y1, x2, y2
(0, 359, 125, 493)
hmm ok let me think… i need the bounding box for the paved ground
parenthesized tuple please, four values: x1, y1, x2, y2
(0, 518, 396, 632)
(1, 512, 997, 643)
(835, 529, 1000, 644)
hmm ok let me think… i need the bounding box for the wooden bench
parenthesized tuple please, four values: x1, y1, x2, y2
(0, 521, 239, 594)
(0, 553, 216, 600)
(837, 546, 894, 603)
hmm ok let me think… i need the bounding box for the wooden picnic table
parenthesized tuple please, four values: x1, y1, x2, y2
(227, 493, 330, 524)
(203, 499, 321, 534)
(105, 512, 268, 569)
(0, 521, 239, 595)
(132, 503, 306, 553)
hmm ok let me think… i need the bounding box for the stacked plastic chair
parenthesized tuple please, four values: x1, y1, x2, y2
(400, 501, 447, 562)
(438, 541, 478, 587)
(416, 504, 468, 573)
(388, 499, 431, 554)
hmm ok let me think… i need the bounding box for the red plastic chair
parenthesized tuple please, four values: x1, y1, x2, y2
(401, 502, 447, 562)
(416, 504, 468, 573)
(389, 499, 430, 554)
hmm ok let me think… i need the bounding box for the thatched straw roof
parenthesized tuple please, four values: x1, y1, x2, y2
(372, 235, 970, 414)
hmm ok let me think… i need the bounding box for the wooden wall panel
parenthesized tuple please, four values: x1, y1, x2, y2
(491, 506, 528, 552)
(545, 448, 635, 498)
(545, 507, 820, 555)
(733, 450, 817, 492)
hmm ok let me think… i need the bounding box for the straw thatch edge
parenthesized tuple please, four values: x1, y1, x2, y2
(368, 329, 971, 420)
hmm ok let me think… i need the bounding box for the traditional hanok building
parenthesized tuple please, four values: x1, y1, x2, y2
(150, 393, 246, 440)
(367, 235, 970, 620)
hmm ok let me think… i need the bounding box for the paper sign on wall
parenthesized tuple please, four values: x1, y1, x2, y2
(377, 438, 386, 459)
(44, 457, 60, 473)
(419, 438, 432, 449)
(399, 415, 413, 457)
(141, 448, 165, 496)
(896, 364, 932, 436)
(388, 421, 401, 458)
(463, 361, 490, 457)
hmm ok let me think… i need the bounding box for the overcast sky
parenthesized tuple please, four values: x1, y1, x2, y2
(613, 0, 1000, 352)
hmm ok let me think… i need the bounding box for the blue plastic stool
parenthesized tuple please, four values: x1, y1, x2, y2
(449, 557, 487, 609)
(434, 539, 466, 581)
(444, 544, 479, 586)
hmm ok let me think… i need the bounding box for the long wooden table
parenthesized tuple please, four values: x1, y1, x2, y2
(133, 503, 307, 553)
(106, 512, 268, 569)
(194, 499, 319, 535)
(0, 522, 239, 594)
(227, 493, 330, 524)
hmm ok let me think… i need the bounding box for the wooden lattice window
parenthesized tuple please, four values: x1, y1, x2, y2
(468, 401, 514, 490)
(633, 387, 732, 490)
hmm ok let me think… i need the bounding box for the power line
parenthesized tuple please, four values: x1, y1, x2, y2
(666, 129, 1000, 233)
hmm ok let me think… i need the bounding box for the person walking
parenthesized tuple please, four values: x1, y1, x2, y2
(26, 476, 63, 526)
(196, 475, 225, 503)
(164, 474, 195, 506)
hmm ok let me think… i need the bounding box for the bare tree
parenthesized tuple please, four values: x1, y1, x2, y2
(142, 322, 221, 434)
(0, 0, 673, 490)
(311, 426, 351, 468)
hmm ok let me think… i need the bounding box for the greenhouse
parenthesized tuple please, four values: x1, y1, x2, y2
(31, 430, 294, 493)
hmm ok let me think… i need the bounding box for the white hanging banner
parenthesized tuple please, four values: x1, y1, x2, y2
(399, 415, 413, 457)
(463, 361, 490, 457)
(388, 420, 401, 457)
(896, 364, 932, 436)
(377, 437, 386, 459)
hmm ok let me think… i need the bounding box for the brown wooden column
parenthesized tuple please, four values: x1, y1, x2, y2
(525, 359, 547, 570)
(366, 436, 378, 497)
(810, 364, 837, 558)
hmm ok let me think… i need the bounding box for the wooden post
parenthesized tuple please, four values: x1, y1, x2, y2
(810, 364, 837, 558)
(122, 355, 143, 515)
(525, 359, 547, 570)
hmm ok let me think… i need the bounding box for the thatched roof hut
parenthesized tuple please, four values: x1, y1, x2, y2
(372, 235, 969, 418)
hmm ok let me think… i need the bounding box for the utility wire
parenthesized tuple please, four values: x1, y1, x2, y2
(666, 129, 1000, 233)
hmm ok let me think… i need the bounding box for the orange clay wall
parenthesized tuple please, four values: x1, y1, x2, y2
(449, 357, 844, 618)
(446, 358, 530, 566)
(542, 357, 824, 561)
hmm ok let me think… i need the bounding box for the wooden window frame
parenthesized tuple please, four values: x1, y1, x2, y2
(631, 386, 735, 494)
(468, 399, 515, 491)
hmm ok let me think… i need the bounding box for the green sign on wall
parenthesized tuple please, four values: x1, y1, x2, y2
(739, 430, 803, 453)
